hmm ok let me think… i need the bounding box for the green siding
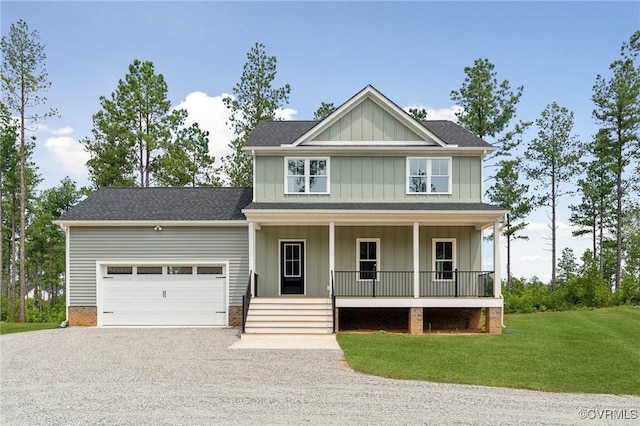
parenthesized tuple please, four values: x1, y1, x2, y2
(335, 226, 413, 271)
(255, 226, 329, 297)
(68, 226, 248, 306)
(419, 226, 481, 271)
(255, 156, 483, 202)
(312, 99, 424, 142)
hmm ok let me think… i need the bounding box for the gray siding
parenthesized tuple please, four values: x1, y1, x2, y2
(255, 226, 329, 297)
(312, 98, 426, 142)
(68, 226, 248, 306)
(255, 156, 482, 202)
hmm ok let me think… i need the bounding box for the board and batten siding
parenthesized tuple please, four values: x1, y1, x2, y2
(255, 156, 482, 202)
(68, 226, 248, 306)
(419, 226, 482, 271)
(255, 226, 329, 297)
(311, 98, 427, 142)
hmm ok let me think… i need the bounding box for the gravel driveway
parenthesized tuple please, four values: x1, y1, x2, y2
(1, 328, 638, 425)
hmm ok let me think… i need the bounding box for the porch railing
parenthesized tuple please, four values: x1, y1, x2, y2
(333, 270, 494, 298)
(241, 271, 258, 333)
(420, 270, 494, 297)
(334, 271, 413, 297)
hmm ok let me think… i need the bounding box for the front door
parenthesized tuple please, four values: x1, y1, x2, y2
(281, 241, 305, 295)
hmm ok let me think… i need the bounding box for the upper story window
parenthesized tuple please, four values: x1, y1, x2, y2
(407, 157, 452, 194)
(285, 158, 329, 194)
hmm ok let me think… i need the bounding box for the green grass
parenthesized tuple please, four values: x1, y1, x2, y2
(0, 322, 60, 335)
(336, 306, 640, 395)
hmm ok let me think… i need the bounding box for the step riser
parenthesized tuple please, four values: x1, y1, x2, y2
(245, 299, 334, 334)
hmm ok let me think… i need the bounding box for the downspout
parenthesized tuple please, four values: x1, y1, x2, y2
(252, 150, 256, 202)
(497, 214, 507, 329)
(58, 223, 69, 327)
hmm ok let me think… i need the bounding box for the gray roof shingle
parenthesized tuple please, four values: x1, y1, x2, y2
(243, 202, 504, 211)
(245, 120, 491, 148)
(57, 187, 253, 221)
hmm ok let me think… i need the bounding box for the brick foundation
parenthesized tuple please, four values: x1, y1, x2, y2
(485, 307, 503, 334)
(423, 308, 483, 332)
(228, 306, 242, 327)
(68, 306, 97, 326)
(408, 307, 423, 335)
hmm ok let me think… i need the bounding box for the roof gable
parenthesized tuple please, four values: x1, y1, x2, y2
(289, 85, 449, 147)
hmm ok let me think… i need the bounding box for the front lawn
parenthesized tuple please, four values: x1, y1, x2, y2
(0, 322, 60, 335)
(336, 306, 640, 395)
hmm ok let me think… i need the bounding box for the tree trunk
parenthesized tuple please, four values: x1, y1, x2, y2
(506, 214, 511, 294)
(551, 165, 557, 291)
(615, 165, 622, 291)
(19, 95, 26, 323)
(0, 168, 3, 319)
(9, 208, 16, 320)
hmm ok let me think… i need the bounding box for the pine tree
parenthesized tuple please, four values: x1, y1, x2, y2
(223, 43, 290, 187)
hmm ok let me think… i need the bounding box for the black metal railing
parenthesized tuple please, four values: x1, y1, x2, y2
(241, 271, 254, 333)
(331, 271, 336, 333)
(420, 270, 494, 297)
(332, 270, 494, 298)
(333, 271, 414, 297)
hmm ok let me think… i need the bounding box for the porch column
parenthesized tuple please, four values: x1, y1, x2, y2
(493, 220, 501, 298)
(248, 221, 256, 296)
(329, 221, 335, 296)
(413, 222, 420, 298)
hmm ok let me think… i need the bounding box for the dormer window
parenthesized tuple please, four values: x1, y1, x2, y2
(285, 158, 329, 194)
(407, 157, 452, 194)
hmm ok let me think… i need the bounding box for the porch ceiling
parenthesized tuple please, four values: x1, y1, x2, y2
(243, 203, 506, 230)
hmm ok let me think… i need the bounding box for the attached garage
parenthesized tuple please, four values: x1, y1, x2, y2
(98, 264, 228, 326)
(55, 187, 253, 327)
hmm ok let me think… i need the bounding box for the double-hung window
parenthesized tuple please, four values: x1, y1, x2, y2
(407, 158, 451, 194)
(285, 158, 329, 194)
(433, 239, 456, 280)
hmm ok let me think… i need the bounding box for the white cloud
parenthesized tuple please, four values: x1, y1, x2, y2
(275, 108, 298, 121)
(403, 104, 462, 121)
(176, 91, 298, 169)
(43, 136, 90, 175)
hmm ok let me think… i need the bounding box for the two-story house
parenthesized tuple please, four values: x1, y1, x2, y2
(55, 85, 506, 334)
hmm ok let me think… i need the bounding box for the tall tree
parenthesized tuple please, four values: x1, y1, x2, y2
(313, 102, 336, 120)
(486, 159, 534, 293)
(223, 42, 291, 187)
(592, 31, 640, 291)
(450, 58, 530, 158)
(524, 102, 583, 291)
(1, 20, 56, 322)
(569, 130, 616, 268)
(83, 59, 203, 188)
(154, 123, 218, 187)
(0, 102, 17, 319)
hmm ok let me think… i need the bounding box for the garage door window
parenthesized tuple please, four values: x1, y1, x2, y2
(168, 266, 193, 275)
(137, 266, 162, 275)
(197, 266, 223, 275)
(107, 266, 133, 275)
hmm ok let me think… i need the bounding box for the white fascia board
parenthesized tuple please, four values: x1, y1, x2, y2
(286, 86, 448, 148)
(242, 209, 507, 227)
(335, 297, 504, 308)
(53, 220, 248, 227)
(249, 146, 492, 156)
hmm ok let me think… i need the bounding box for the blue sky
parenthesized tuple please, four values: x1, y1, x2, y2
(2, 1, 638, 281)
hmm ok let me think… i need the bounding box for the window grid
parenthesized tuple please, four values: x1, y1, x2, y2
(285, 158, 329, 194)
(407, 157, 451, 194)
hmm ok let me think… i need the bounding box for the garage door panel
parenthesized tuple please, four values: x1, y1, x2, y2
(100, 266, 227, 326)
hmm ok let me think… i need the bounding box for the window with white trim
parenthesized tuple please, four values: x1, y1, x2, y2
(285, 158, 329, 194)
(432, 239, 456, 280)
(357, 238, 380, 280)
(407, 158, 451, 194)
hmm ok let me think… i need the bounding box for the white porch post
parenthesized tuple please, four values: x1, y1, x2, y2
(493, 220, 502, 298)
(413, 222, 420, 298)
(329, 221, 335, 296)
(248, 221, 256, 296)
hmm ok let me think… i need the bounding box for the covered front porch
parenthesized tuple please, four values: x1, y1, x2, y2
(242, 203, 507, 334)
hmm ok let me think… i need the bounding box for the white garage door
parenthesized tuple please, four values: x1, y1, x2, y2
(100, 265, 226, 326)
